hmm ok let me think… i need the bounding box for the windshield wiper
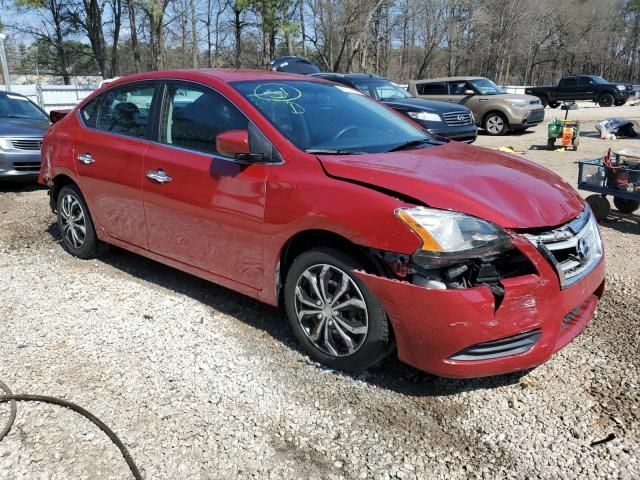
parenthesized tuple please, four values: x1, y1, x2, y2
(305, 149, 363, 155)
(387, 138, 439, 152)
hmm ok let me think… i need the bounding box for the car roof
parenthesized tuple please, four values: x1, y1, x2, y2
(411, 76, 485, 83)
(104, 68, 324, 87)
(315, 73, 385, 81)
(0, 90, 28, 97)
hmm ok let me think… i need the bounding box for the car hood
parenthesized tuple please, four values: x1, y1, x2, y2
(317, 141, 583, 229)
(491, 93, 541, 104)
(0, 118, 49, 137)
(383, 98, 470, 113)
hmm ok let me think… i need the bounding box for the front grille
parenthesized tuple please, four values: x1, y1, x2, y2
(442, 111, 474, 126)
(526, 109, 545, 123)
(449, 330, 541, 361)
(524, 206, 603, 289)
(13, 161, 40, 171)
(8, 138, 42, 151)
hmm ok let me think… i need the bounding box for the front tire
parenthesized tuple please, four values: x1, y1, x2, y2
(548, 101, 560, 109)
(284, 247, 392, 372)
(614, 100, 626, 106)
(598, 93, 615, 107)
(56, 184, 102, 259)
(483, 112, 509, 136)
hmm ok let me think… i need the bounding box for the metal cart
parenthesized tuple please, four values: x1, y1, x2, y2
(577, 150, 640, 221)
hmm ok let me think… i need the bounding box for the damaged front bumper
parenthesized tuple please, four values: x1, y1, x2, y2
(355, 240, 605, 378)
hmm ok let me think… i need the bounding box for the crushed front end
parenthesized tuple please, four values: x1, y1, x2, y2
(356, 205, 605, 378)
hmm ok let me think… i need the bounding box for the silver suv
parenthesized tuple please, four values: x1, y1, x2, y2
(408, 77, 545, 136)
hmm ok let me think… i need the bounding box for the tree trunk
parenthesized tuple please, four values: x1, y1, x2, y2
(127, 0, 141, 72)
(191, 0, 198, 68)
(110, 0, 122, 77)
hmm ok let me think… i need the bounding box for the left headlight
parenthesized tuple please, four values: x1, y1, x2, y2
(396, 206, 512, 264)
(617, 85, 626, 91)
(0, 138, 14, 151)
(407, 111, 442, 122)
(510, 100, 528, 109)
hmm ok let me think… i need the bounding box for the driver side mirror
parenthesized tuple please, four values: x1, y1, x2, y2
(216, 129, 263, 162)
(464, 89, 475, 95)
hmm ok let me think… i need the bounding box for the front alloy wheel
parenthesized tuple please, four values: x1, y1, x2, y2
(294, 264, 368, 357)
(284, 248, 392, 372)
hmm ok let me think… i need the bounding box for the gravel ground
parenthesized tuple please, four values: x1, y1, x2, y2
(1, 103, 639, 479)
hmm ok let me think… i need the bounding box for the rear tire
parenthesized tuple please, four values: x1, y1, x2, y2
(613, 197, 640, 213)
(284, 247, 392, 372)
(598, 93, 615, 108)
(586, 195, 610, 221)
(483, 112, 509, 136)
(539, 97, 548, 108)
(56, 184, 102, 259)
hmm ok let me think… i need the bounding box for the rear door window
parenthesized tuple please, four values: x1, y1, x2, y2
(95, 83, 157, 138)
(416, 82, 447, 95)
(560, 78, 578, 87)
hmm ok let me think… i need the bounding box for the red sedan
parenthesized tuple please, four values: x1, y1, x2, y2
(39, 70, 605, 378)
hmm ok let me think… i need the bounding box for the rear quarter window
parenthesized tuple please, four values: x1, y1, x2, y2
(416, 83, 447, 95)
(80, 96, 101, 128)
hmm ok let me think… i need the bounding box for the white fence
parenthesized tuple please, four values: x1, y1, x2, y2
(0, 84, 97, 112)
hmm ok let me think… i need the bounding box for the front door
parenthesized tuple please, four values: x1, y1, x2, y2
(142, 81, 272, 289)
(74, 81, 158, 248)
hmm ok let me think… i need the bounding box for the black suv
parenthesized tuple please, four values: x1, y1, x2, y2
(312, 73, 477, 143)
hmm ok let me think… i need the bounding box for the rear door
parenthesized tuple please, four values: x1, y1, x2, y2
(74, 81, 159, 248)
(142, 81, 272, 288)
(557, 78, 579, 101)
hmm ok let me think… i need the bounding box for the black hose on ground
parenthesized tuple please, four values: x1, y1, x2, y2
(0, 379, 142, 479)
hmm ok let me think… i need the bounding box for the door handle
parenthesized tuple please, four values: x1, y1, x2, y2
(146, 170, 173, 184)
(77, 153, 94, 165)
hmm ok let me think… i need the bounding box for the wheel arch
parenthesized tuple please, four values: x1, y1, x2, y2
(276, 229, 386, 307)
(50, 174, 79, 212)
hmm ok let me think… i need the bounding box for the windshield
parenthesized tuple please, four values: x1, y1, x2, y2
(0, 93, 48, 120)
(468, 78, 505, 95)
(232, 80, 433, 154)
(353, 80, 412, 100)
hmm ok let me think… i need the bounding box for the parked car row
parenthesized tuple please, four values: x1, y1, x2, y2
(37, 68, 605, 379)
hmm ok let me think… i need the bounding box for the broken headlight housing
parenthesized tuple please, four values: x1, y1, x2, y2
(396, 206, 512, 265)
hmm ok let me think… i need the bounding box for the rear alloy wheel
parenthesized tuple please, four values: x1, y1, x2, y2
(484, 112, 509, 136)
(284, 248, 392, 372)
(598, 93, 614, 108)
(613, 197, 640, 214)
(57, 185, 102, 259)
(586, 194, 610, 221)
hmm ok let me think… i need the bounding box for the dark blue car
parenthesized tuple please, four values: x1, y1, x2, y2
(312, 73, 477, 143)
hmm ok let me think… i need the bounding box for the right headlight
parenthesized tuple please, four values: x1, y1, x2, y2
(396, 206, 512, 265)
(0, 139, 14, 151)
(407, 111, 442, 123)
